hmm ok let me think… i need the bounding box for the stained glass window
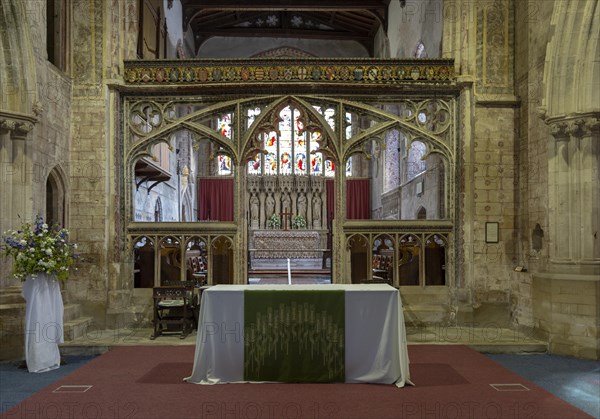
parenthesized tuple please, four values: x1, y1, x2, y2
(247, 105, 338, 177)
(295, 111, 307, 174)
(216, 114, 233, 175)
(247, 107, 261, 128)
(217, 114, 232, 139)
(217, 154, 232, 176)
(278, 107, 292, 175)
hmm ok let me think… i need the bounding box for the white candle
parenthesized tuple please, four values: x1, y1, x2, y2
(287, 258, 292, 284)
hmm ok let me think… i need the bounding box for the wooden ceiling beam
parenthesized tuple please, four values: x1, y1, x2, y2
(182, 0, 388, 10)
(193, 28, 371, 42)
(300, 12, 372, 34)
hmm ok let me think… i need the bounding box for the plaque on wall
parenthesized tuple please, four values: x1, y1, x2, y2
(485, 222, 499, 243)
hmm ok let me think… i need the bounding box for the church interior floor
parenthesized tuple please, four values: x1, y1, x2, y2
(2, 349, 598, 417)
(57, 324, 548, 356)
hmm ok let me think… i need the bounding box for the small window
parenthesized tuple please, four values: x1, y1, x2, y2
(47, 0, 68, 70)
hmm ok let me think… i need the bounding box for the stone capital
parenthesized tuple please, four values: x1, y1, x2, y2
(0, 118, 17, 133)
(0, 112, 37, 139)
(567, 117, 600, 138)
(549, 120, 570, 141)
(12, 122, 34, 140)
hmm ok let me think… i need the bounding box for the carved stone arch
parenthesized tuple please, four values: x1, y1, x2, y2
(542, 0, 600, 116)
(127, 96, 254, 165)
(211, 235, 234, 284)
(154, 197, 163, 222)
(45, 165, 68, 228)
(336, 99, 453, 164)
(239, 95, 342, 165)
(291, 96, 341, 163)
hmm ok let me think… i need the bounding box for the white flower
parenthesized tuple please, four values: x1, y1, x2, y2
(19, 240, 27, 245)
(45, 248, 52, 255)
(29, 247, 35, 253)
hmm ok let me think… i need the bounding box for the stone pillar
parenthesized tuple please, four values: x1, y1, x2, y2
(570, 117, 600, 263)
(548, 121, 571, 262)
(0, 116, 35, 288)
(547, 115, 600, 275)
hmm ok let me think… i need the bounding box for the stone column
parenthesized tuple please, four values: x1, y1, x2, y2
(547, 115, 600, 274)
(570, 117, 600, 263)
(0, 117, 34, 288)
(0, 122, 14, 233)
(548, 121, 571, 262)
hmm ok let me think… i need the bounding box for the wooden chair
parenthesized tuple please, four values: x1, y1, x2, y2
(164, 279, 204, 323)
(150, 285, 195, 340)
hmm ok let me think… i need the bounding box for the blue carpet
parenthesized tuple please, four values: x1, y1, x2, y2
(0, 355, 97, 414)
(487, 353, 600, 418)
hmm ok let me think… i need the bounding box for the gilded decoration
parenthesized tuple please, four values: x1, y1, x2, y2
(123, 59, 455, 86)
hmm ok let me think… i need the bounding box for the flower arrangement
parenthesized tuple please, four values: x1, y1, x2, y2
(2, 215, 78, 282)
(267, 213, 281, 229)
(292, 215, 306, 229)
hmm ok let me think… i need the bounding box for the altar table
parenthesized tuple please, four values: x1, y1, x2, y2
(185, 284, 411, 387)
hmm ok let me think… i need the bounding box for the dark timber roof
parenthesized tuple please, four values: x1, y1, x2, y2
(182, 1, 390, 56)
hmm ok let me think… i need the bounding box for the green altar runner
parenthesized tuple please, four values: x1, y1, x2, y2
(244, 290, 345, 382)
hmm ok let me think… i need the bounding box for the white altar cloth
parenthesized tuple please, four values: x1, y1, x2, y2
(185, 284, 411, 387)
(22, 274, 64, 373)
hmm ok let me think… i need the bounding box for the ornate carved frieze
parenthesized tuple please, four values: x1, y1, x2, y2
(547, 114, 600, 140)
(123, 58, 455, 86)
(567, 117, 600, 138)
(278, 174, 295, 193)
(247, 176, 261, 194)
(310, 176, 324, 193)
(296, 176, 309, 193)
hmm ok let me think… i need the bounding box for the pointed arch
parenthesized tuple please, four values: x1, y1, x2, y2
(0, 0, 38, 115)
(543, 0, 600, 116)
(46, 165, 68, 227)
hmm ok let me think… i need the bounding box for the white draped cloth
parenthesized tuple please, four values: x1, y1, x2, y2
(186, 284, 412, 387)
(21, 273, 64, 373)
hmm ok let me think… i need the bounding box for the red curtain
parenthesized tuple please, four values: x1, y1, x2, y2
(197, 178, 234, 221)
(346, 179, 370, 219)
(325, 179, 335, 246)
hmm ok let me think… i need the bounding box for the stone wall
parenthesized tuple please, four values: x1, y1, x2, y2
(533, 275, 599, 359)
(0, 0, 73, 288)
(388, 0, 443, 58)
(511, 0, 555, 327)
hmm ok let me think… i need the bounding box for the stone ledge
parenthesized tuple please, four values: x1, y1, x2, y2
(533, 272, 600, 282)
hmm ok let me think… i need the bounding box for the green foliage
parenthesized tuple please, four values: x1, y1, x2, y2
(267, 213, 281, 229)
(292, 215, 307, 229)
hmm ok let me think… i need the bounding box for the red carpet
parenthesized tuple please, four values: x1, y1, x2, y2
(3, 345, 591, 419)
